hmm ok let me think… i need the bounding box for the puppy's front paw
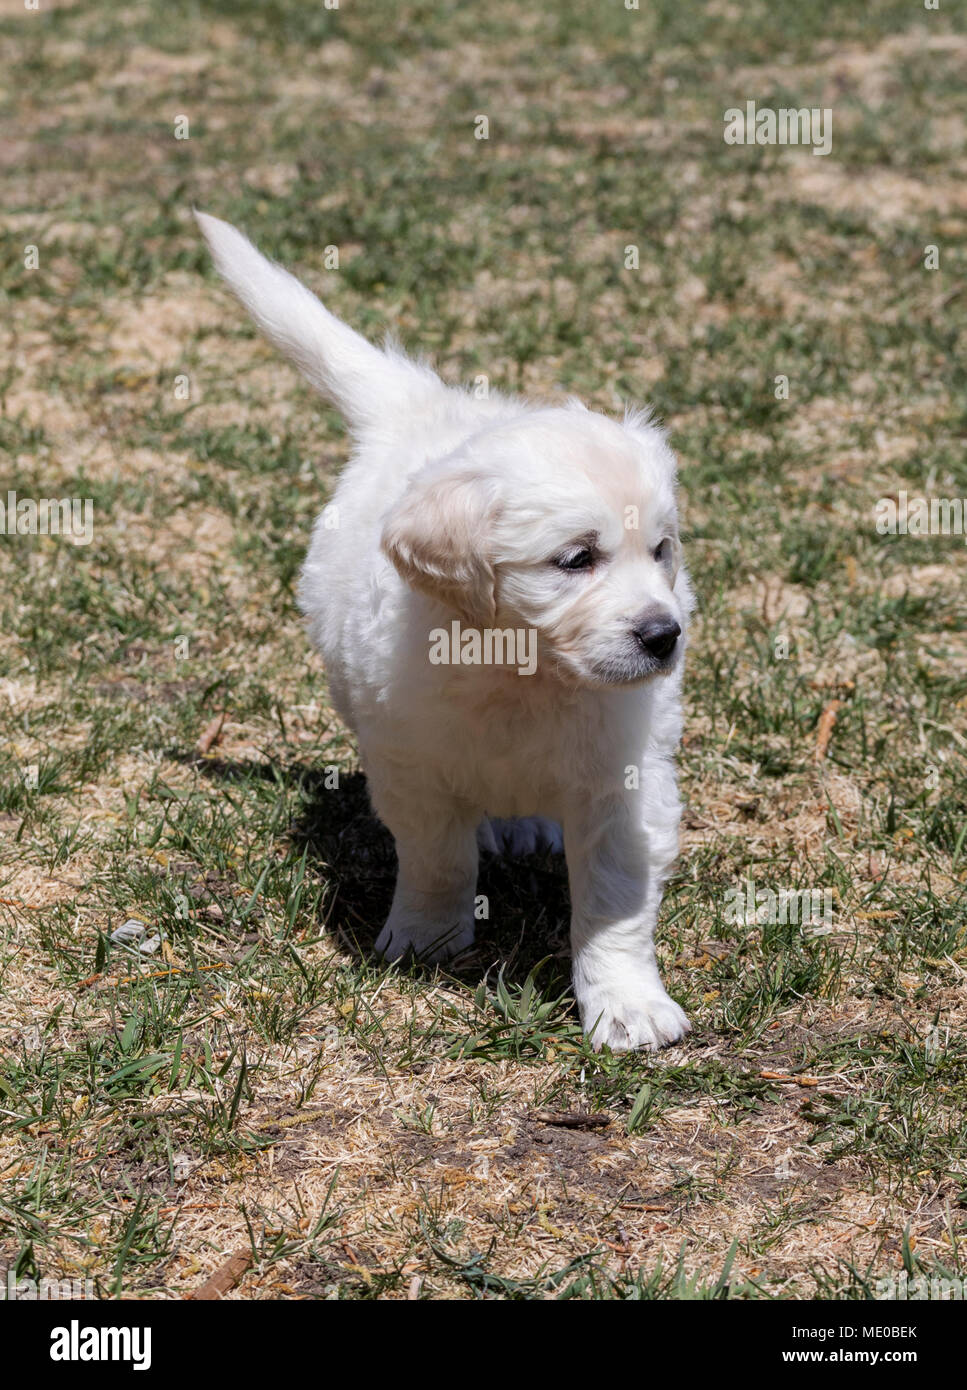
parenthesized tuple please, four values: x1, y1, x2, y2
(579, 985, 690, 1053)
(374, 915, 474, 965)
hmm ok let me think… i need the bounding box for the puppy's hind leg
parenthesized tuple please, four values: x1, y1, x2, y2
(478, 816, 564, 857)
(371, 780, 481, 965)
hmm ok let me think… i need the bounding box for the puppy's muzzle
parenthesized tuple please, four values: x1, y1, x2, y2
(633, 615, 681, 663)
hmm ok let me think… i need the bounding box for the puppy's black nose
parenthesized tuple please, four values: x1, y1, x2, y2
(634, 617, 681, 661)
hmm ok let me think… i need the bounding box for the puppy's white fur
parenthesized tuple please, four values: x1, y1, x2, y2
(197, 211, 693, 1051)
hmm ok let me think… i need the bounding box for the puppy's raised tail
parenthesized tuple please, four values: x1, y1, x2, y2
(194, 211, 441, 429)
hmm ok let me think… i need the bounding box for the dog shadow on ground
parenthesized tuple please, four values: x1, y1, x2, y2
(192, 758, 573, 991)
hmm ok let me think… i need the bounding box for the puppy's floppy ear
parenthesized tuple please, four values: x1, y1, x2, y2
(381, 462, 500, 622)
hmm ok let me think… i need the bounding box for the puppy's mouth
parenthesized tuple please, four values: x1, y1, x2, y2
(530, 617, 682, 689)
(547, 638, 680, 689)
(582, 622, 682, 686)
(584, 649, 680, 687)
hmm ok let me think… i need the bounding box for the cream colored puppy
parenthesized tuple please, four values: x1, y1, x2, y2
(197, 212, 693, 1051)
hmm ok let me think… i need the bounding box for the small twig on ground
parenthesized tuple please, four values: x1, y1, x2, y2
(531, 1109, 612, 1129)
(255, 1108, 332, 1132)
(814, 699, 842, 761)
(197, 711, 227, 756)
(187, 1249, 252, 1300)
(77, 961, 230, 991)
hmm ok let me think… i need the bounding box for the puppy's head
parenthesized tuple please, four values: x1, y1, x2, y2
(381, 405, 688, 687)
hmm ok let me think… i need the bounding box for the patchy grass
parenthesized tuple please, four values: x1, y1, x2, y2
(1, 0, 967, 1300)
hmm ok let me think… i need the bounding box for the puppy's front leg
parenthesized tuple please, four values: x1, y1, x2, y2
(565, 790, 689, 1052)
(370, 783, 480, 964)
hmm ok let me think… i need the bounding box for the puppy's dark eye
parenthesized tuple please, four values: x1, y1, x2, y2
(653, 539, 670, 563)
(554, 547, 596, 572)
